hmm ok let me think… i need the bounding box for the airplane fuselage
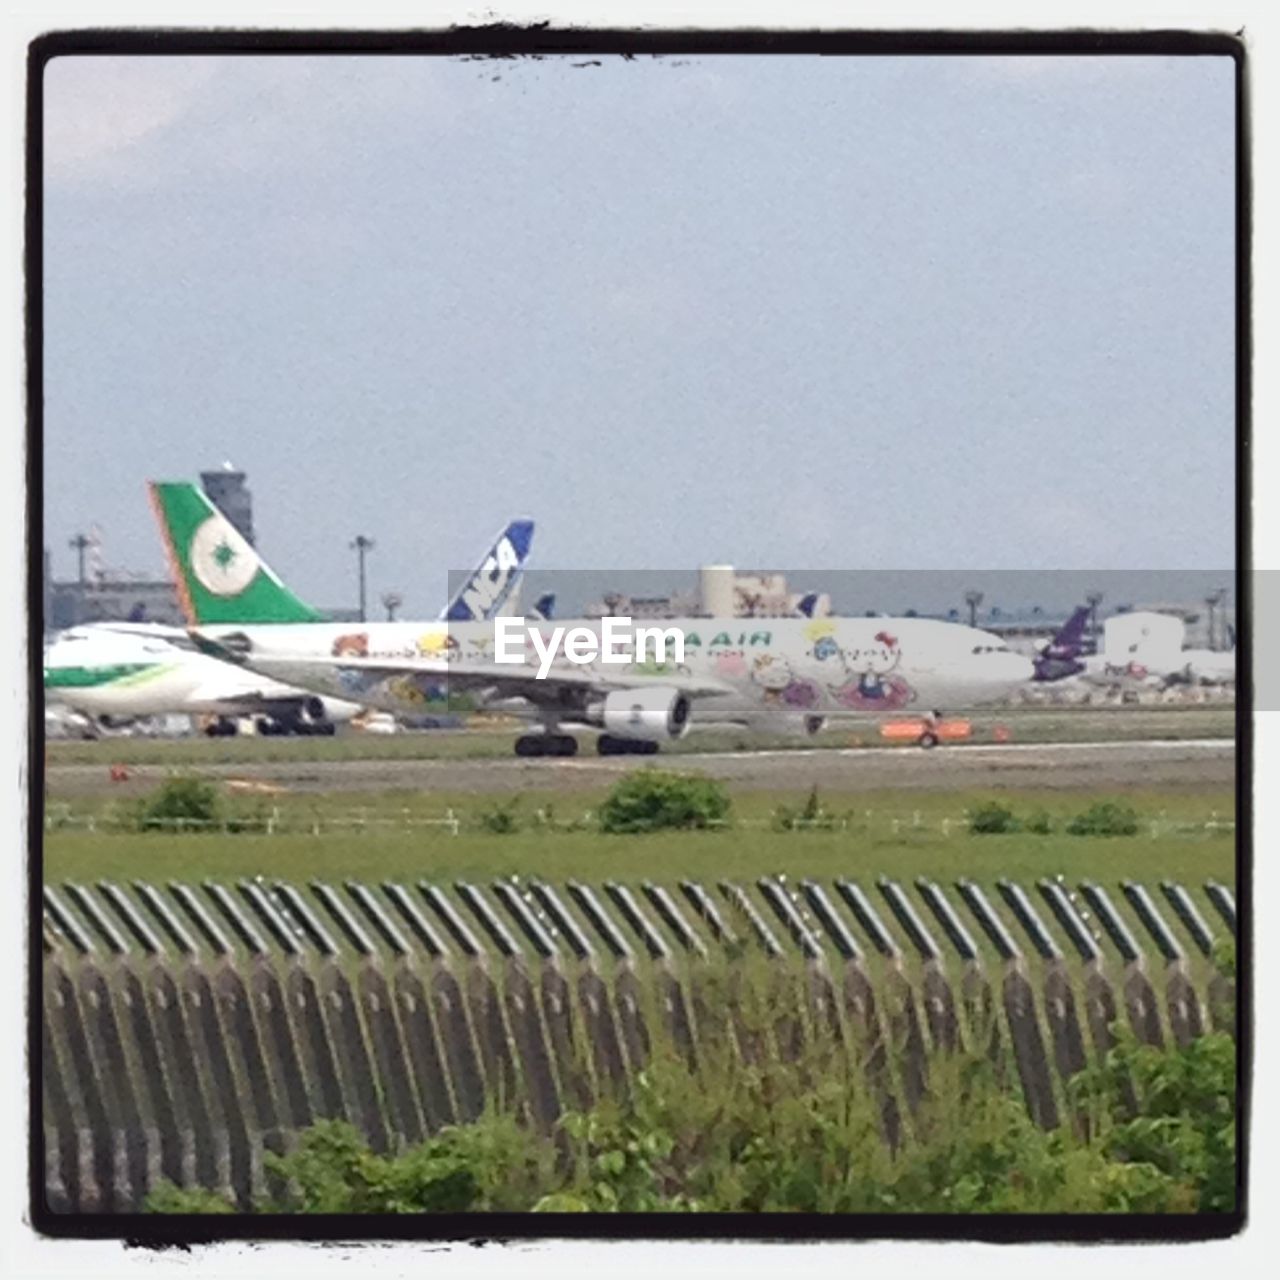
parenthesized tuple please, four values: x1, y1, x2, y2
(198, 615, 1034, 725)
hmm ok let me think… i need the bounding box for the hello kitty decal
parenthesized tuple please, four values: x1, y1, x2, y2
(828, 629, 914, 710)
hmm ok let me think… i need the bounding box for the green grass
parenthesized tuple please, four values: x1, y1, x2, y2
(42, 783, 1236, 888)
(43, 702, 1235, 766)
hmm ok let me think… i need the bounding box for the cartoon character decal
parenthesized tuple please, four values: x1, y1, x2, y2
(751, 652, 822, 709)
(804, 620, 843, 664)
(828, 629, 913, 711)
(714, 651, 748, 679)
(417, 630, 461, 661)
(335, 666, 382, 697)
(332, 632, 369, 658)
(780, 676, 822, 709)
(387, 675, 428, 707)
(812, 635, 840, 662)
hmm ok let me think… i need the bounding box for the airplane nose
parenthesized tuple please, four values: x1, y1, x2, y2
(976, 651, 1034, 690)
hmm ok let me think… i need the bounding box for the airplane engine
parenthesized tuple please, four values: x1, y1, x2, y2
(319, 696, 360, 725)
(588, 686, 691, 741)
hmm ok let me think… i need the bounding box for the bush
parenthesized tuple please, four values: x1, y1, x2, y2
(1070, 1030, 1237, 1213)
(144, 1182, 236, 1213)
(134, 775, 221, 832)
(262, 1116, 550, 1213)
(772, 786, 842, 832)
(1026, 808, 1055, 835)
(476, 797, 521, 834)
(968, 801, 1020, 835)
(598, 768, 731, 834)
(144, 1029, 1236, 1215)
(1066, 801, 1140, 837)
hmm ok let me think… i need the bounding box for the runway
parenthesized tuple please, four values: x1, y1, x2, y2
(46, 736, 1236, 797)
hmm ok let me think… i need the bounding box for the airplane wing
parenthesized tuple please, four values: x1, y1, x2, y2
(182, 684, 321, 714)
(242, 652, 734, 704)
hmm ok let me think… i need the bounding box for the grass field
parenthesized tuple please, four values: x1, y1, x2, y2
(42, 702, 1236, 767)
(41, 782, 1236, 887)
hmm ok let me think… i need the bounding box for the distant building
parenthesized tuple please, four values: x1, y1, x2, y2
(45, 465, 355, 634)
(46, 573, 186, 631)
(583, 567, 832, 620)
(200, 464, 255, 545)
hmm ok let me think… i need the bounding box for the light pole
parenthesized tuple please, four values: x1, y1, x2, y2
(964, 590, 984, 629)
(350, 535, 376, 622)
(1086, 591, 1104, 654)
(68, 533, 90, 586)
(1205, 588, 1226, 651)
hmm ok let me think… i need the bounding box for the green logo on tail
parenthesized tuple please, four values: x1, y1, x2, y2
(149, 482, 324, 625)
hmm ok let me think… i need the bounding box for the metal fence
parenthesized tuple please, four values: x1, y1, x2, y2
(40, 875, 1237, 1214)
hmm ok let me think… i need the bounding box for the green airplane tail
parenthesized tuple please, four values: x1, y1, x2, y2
(149, 481, 324, 625)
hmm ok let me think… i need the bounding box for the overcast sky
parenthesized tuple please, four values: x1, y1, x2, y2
(42, 52, 1236, 616)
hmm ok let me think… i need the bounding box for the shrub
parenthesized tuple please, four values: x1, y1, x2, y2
(1070, 1030, 1237, 1213)
(968, 801, 1020, 835)
(144, 1182, 236, 1213)
(134, 775, 221, 832)
(772, 786, 842, 832)
(598, 768, 731, 834)
(1026, 808, 1055, 835)
(476, 797, 522, 834)
(1066, 801, 1140, 837)
(144, 1028, 1235, 1215)
(259, 1116, 551, 1213)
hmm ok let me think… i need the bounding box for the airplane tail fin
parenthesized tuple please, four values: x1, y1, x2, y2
(1044, 604, 1091, 659)
(530, 591, 556, 622)
(795, 592, 820, 619)
(148, 482, 324, 626)
(1032, 604, 1091, 682)
(441, 519, 534, 622)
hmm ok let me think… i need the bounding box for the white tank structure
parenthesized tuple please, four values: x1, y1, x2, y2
(699, 564, 737, 618)
(1104, 611, 1186, 671)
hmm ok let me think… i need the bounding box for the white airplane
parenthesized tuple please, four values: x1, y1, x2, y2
(152, 485, 1034, 756)
(1082, 612, 1235, 690)
(45, 483, 537, 737)
(43, 623, 360, 736)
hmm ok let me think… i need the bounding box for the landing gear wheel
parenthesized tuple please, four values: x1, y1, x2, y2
(548, 734, 578, 757)
(597, 735, 660, 756)
(918, 731, 939, 749)
(515, 734, 546, 757)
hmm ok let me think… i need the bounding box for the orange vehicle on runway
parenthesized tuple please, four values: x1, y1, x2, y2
(880, 717, 973, 748)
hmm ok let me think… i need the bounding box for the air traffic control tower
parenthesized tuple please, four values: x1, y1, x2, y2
(200, 464, 255, 546)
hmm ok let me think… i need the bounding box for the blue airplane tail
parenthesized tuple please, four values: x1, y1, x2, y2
(531, 592, 556, 621)
(442, 519, 535, 622)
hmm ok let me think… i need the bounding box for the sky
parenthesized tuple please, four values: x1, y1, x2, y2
(41, 52, 1237, 617)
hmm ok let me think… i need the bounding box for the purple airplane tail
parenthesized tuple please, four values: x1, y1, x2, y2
(1033, 604, 1091, 681)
